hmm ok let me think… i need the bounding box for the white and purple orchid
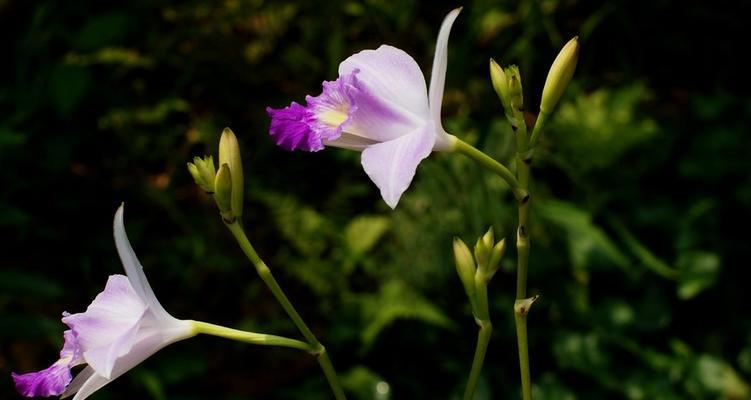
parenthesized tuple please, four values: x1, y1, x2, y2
(12, 205, 194, 399)
(267, 8, 462, 208)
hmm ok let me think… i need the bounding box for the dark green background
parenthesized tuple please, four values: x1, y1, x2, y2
(2, 0, 750, 399)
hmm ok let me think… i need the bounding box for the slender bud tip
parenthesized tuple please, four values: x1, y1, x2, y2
(540, 36, 579, 114)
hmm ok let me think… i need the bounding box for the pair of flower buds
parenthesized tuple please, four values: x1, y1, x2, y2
(187, 128, 244, 223)
(453, 229, 506, 317)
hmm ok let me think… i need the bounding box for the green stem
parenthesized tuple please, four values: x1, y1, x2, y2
(514, 313, 532, 400)
(452, 137, 529, 203)
(190, 320, 312, 352)
(512, 104, 534, 400)
(224, 221, 347, 400)
(463, 278, 492, 400)
(528, 110, 549, 148)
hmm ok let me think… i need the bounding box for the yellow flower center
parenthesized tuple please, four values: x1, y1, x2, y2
(318, 104, 349, 127)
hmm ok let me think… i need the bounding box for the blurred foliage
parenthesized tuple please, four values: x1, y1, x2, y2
(1, 0, 750, 399)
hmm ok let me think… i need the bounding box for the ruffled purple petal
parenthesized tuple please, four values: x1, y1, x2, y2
(60, 330, 82, 365)
(11, 328, 83, 397)
(266, 102, 322, 151)
(12, 362, 73, 397)
(267, 72, 359, 152)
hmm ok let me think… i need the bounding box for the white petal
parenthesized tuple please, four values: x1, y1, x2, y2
(428, 8, 461, 149)
(70, 372, 109, 400)
(62, 275, 146, 378)
(361, 123, 436, 208)
(339, 45, 430, 123)
(67, 325, 191, 400)
(61, 366, 95, 399)
(113, 204, 173, 323)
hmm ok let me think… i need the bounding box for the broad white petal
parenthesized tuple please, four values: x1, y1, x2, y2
(62, 275, 146, 378)
(361, 124, 436, 208)
(114, 204, 173, 323)
(428, 8, 461, 149)
(339, 45, 430, 123)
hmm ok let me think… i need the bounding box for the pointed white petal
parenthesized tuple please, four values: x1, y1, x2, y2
(70, 373, 110, 400)
(113, 204, 173, 323)
(360, 124, 436, 208)
(61, 366, 95, 399)
(428, 8, 461, 145)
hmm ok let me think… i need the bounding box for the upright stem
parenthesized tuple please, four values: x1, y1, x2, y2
(225, 221, 347, 400)
(463, 277, 492, 400)
(513, 105, 533, 400)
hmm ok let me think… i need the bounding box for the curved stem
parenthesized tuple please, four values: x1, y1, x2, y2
(452, 138, 529, 203)
(190, 320, 313, 352)
(224, 221, 347, 400)
(463, 319, 492, 400)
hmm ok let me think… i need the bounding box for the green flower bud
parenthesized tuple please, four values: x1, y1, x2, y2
(214, 163, 233, 221)
(474, 227, 495, 273)
(540, 36, 579, 114)
(453, 237, 477, 307)
(219, 127, 244, 218)
(486, 238, 507, 280)
(187, 155, 217, 193)
(505, 65, 523, 112)
(489, 58, 511, 115)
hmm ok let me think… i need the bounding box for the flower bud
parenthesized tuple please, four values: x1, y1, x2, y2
(540, 37, 579, 114)
(219, 127, 244, 218)
(453, 237, 477, 304)
(214, 163, 233, 220)
(187, 155, 217, 193)
(490, 59, 511, 115)
(486, 238, 507, 280)
(474, 227, 495, 273)
(505, 65, 523, 111)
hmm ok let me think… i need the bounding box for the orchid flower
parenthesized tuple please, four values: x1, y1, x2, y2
(267, 8, 462, 208)
(12, 205, 194, 399)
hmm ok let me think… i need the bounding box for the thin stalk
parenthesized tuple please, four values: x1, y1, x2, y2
(190, 320, 312, 352)
(224, 221, 347, 400)
(513, 104, 533, 400)
(453, 138, 529, 203)
(463, 277, 492, 400)
(528, 110, 549, 148)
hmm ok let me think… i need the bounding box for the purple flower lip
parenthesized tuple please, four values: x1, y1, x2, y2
(267, 8, 462, 208)
(11, 205, 194, 400)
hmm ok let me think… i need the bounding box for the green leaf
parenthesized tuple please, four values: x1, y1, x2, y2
(359, 280, 454, 350)
(261, 193, 331, 256)
(538, 200, 629, 281)
(676, 251, 720, 299)
(344, 215, 390, 259)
